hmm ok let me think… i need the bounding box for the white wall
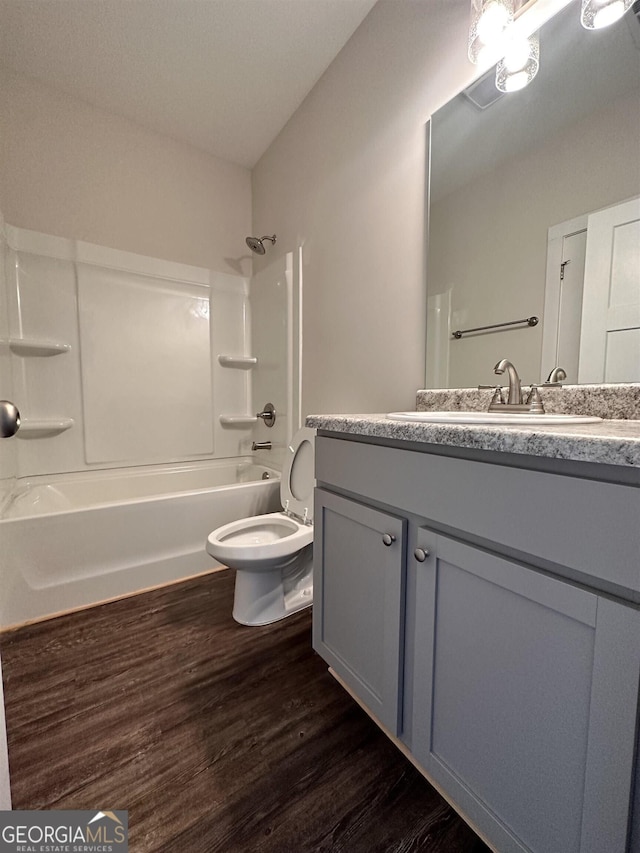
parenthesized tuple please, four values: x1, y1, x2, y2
(252, 0, 475, 416)
(0, 68, 252, 275)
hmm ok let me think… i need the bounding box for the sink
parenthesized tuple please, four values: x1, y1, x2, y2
(387, 411, 603, 425)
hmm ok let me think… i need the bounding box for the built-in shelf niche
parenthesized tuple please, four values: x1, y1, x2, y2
(9, 338, 71, 356)
(217, 355, 257, 369)
(17, 418, 74, 437)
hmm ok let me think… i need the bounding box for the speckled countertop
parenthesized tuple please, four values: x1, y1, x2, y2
(306, 385, 640, 469)
(305, 413, 640, 468)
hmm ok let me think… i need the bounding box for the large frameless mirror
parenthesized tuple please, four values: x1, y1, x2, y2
(426, 0, 640, 389)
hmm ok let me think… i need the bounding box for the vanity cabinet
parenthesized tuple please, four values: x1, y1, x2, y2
(312, 488, 406, 735)
(313, 434, 640, 853)
(412, 529, 639, 853)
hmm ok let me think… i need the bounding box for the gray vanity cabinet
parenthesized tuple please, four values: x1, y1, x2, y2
(312, 488, 406, 735)
(313, 434, 640, 853)
(411, 528, 640, 853)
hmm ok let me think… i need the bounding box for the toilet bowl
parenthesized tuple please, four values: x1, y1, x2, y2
(206, 427, 316, 626)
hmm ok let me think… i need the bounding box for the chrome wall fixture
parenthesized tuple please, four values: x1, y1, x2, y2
(246, 235, 276, 255)
(256, 402, 276, 427)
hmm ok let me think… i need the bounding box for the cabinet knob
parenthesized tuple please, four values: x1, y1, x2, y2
(382, 533, 396, 546)
(414, 548, 429, 562)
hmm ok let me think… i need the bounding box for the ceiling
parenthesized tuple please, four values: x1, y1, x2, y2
(0, 0, 378, 169)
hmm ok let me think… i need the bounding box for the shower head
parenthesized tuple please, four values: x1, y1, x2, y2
(246, 234, 276, 255)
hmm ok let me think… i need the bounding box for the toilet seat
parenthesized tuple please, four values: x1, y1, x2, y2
(206, 427, 316, 564)
(206, 511, 313, 563)
(280, 427, 316, 523)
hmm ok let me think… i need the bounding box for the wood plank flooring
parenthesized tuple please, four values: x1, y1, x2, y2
(0, 570, 489, 852)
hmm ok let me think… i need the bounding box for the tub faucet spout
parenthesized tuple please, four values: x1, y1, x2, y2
(252, 441, 272, 451)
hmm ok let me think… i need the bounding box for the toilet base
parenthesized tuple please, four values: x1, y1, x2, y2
(232, 545, 313, 627)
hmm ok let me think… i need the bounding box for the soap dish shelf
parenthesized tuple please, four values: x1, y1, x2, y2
(218, 355, 257, 369)
(18, 418, 75, 437)
(9, 338, 71, 356)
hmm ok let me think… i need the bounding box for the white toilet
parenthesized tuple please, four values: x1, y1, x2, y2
(206, 427, 316, 626)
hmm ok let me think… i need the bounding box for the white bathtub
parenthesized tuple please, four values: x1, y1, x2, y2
(0, 459, 281, 629)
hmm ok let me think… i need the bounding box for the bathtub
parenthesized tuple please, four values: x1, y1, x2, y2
(0, 459, 281, 629)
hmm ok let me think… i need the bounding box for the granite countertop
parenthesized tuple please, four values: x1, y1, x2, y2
(305, 413, 640, 468)
(307, 384, 640, 468)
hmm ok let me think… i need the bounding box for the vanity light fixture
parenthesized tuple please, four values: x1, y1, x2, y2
(495, 32, 540, 92)
(468, 0, 515, 64)
(580, 0, 633, 28)
(469, 0, 634, 96)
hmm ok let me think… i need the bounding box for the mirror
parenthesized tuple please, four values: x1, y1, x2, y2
(426, 1, 640, 389)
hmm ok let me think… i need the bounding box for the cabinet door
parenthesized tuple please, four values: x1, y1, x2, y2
(312, 488, 406, 734)
(411, 529, 640, 853)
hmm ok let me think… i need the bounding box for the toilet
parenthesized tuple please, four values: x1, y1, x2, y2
(206, 427, 316, 626)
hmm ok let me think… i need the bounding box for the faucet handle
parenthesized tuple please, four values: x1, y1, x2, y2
(256, 402, 276, 427)
(490, 386, 504, 406)
(525, 384, 545, 414)
(482, 385, 505, 411)
(478, 385, 504, 400)
(543, 367, 567, 386)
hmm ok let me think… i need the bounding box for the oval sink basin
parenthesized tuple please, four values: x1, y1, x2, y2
(387, 411, 603, 425)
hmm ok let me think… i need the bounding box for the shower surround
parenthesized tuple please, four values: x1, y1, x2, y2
(0, 222, 299, 628)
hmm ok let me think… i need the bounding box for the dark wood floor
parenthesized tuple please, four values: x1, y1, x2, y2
(0, 570, 489, 853)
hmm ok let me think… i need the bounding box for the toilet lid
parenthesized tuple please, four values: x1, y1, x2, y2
(280, 427, 316, 523)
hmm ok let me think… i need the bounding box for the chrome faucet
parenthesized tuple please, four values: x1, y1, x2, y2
(488, 358, 545, 414)
(251, 441, 272, 451)
(494, 358, 522, 405)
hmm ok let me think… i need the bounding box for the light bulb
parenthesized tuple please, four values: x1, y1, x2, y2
(504, 71, 530, 92)
(503, 39, 531, 73)
(581, 0, 632, 29)
(495, 32, 540, 94)
(477, 1, 510, 43)
(468, 0, 514, 64)
(592, 0, 626, 25)
(477, 42, 505, 68)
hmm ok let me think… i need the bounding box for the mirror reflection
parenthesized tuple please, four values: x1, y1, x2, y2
(426, 1, 640, 389)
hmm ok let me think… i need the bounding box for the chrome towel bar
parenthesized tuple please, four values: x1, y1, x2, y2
(452, 316, 539, 339)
